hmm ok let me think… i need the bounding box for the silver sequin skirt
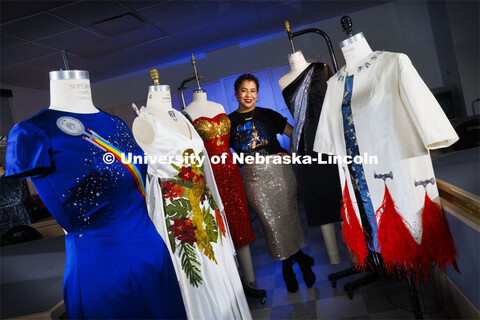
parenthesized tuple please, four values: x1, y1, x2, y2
(241, 162, 306, 260)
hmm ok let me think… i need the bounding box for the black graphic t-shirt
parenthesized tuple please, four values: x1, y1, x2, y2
(228, 106, 288, 156)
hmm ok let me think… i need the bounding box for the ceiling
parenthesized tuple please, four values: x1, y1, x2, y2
(1, 0, 385, 90)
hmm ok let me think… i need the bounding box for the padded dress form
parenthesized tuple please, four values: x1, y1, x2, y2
(137, 109, 252, 320)
(282, 63, 342, 226)
(4, 109, 186, 319)
(314, 52, 459, 270)
(192, 113, 255, 248)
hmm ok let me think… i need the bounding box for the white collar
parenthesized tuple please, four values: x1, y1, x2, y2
(335, 51, 384, 82)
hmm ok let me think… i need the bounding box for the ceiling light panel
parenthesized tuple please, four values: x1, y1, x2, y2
(90, 14, 146, 36)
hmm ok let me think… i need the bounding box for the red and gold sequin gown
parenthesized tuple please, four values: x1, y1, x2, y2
(193, 113, 255, 248)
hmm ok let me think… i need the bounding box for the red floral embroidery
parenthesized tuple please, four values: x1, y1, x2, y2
(193, 173, 203, 183)
(168, 218, 197, 246)
(215, 207, 226, 237)
(178, 167, 197, 182)
(200, 192, 206, 204)
(161, 181, 185, 201)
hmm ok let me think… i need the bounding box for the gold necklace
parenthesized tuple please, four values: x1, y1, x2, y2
(240, 107, 255, 121)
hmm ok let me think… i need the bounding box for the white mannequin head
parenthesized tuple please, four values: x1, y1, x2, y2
(48, 70, 98, 113)
(339, 32, 373, 74)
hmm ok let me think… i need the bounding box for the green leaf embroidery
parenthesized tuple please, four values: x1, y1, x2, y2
(179, 243, 202, 287)
(165, 198, 191, 220)
(206, 191, 217, 213)
(202, 206, 218, 243)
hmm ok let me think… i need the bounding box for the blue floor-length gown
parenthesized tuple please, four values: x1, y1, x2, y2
(5, 109, 186, 319)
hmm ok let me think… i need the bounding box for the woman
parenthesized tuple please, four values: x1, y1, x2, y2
(228, 73, 315, 293)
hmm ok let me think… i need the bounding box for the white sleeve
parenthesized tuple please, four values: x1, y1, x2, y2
(397, 54, 459, 149)
(313, 80, 337, 155)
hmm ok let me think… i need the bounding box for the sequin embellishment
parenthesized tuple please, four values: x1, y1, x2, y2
(341, 75, 377, 249)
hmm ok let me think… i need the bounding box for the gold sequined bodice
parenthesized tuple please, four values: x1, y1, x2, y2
(193, 113, 230, 146)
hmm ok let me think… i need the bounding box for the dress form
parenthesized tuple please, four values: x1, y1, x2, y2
(49, 70, 99, 114)
(279, 52, 341, 265)
(7, 69, 188, 318)
(340, 32, 373, 74)
(133, 82, 191, 153)
(278, 51, 311, 91)
(312, 24, 460, 276)
(183, 90, 225, 121)
(184, 89, 257, 285)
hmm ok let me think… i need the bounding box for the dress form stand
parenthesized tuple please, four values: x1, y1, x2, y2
(321, 19, 424, 320)
(132, 69, 191, 152)
(184, 54, 258, 285)
(184, 91, 257, 286)
(49, 70, 99, 113)
(326, 16, 382, 300)
(278, 48, 341, 265)
(181, 54, 224, 117)
(278, 22, 312, 88)
(283, 20, 339, 72)
(182, 55, 265, 303)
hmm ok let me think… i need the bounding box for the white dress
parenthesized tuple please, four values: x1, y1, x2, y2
(136, 107, 252, 320)
(313, 51, 459, 272)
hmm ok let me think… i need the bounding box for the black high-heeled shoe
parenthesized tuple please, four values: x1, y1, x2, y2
(282, 257, 299, 293)
(293, 250, 316, 288)
(242, 281, 267, 304)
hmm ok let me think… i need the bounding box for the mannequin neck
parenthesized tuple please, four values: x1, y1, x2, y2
(184, 89, 225, 120)
(288, 51, 310, 72)
(49, 78, 98, 113)
(340, 34, 373, 74)
(192, 90, 207, 102)
(278, 50, 311, 91)
(146, 89, 173, 113)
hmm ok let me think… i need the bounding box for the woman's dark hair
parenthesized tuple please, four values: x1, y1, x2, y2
(234, 73, 259, 94)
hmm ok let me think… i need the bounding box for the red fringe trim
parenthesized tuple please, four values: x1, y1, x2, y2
(376, 184, 420, 277)
(420, 192, 460, 277)
(341, 178, 369, 270)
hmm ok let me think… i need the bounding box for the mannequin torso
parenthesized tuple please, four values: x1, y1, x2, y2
(132, 86, 191, 152)
(340, 33, 373, 75)
(279, 51, 342, 264)
(278, 51, 311, 91)
(49, 70, 99, 114)
(185, 90, 258, 283)
(183, 90, 225, 121)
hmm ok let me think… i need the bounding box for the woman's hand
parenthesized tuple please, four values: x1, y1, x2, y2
(276, 152, 291, 165)
(283, 123, 294, 155)
(283, 123, 293, 138)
